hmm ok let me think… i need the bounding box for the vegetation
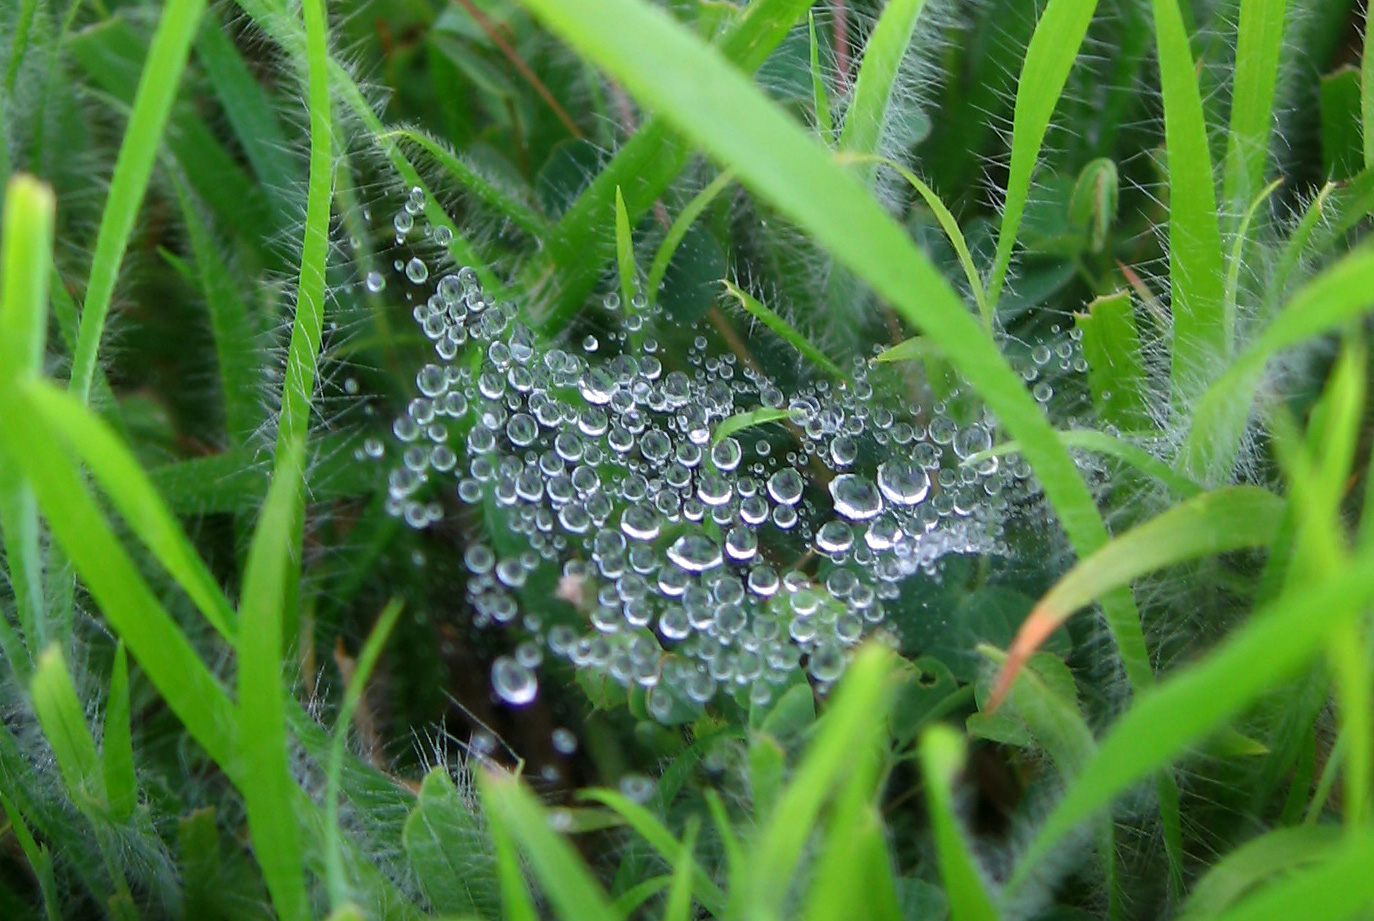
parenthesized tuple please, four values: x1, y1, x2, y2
(2, 0, 1374, 918)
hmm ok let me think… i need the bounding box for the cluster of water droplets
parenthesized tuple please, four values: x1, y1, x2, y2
(362, 190, 1086, 720)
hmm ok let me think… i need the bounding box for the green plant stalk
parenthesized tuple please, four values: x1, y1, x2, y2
(837, 0, 928, 159)
(920, 726, 999, 921)
(1223, 0, 1285, 211)
(721, 279, 847, 380)
(1364, 0, 1374, 169)
(1075, 290, 1150, 431)
(68, 0, 209, 404)
(273, 0, 333, 642)
(808, 12, 833, 144)
(647, 169, 735, 302)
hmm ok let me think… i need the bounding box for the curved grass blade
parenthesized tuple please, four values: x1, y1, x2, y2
(837, 0, 928, 158)
(808, 12, 833, 144)
(1007, 549, 1374, 891)
(966, 429, 1201, 497)
(615, 185, 636, 310)
(0, 791, 61, 921)
(237, 440, 309, 921)
(989, 486, 1284, 709)
(30, 647, 105, 815)
(480, 773, 618, 921)
(1183, 246, 1374, 479)
(326, 599, 403, 909)
(712, 407, 802, 446)
(986, 0, 1100, 309)
(1206, 829, 1374, 921)
(919, 725, 998, 921)
(1223, 0, 1285, 210)
(647, 169, 735, 303)
(1152, 0, 1226, 399)
(382, 127, 548, 237)
(69, 0, 209, 404)
(1224, 178, 1283, 327)
(103, 641, 137, 823)
(510, 0, 1151, 710)
(664, 819, 700, 921)
(837, 152, 986, 319)
(721, 279, 847, 380)
(1179, 824, 1342, 920)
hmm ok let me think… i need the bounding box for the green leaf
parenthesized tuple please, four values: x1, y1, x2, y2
(1179, 825, 1343, 921)
(103, 641, 138, 823)
(712, 406, 800, 445)
(615, 185, 637, 311)
(401, 770, 500, 917)
(919, 726, 998, 921)
(1075, 290, 1150, 432)
(30, 647, 104, 815)
(987, 0, 1100, 308)
(1223, 0, 1285, 208)
(0, 792, 61, 921)
(1068, 158, 1118, 254)
(68, 0, 211, 403)
(647, 169, 735, 303)
(837, 0, 928, 157)
(808, 12, 832, 144)
(1321, 67, 1363, 182)
(1152, 0, 1226, 399)
(720, 279, 847, 380)
(1206, 829, 1374, 921)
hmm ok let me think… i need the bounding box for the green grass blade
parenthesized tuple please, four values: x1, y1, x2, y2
(808, 12, 833, 144)
(1184, 246, 1374, 479)
(0, 792, 61, 921)
(711, 407, 801, 445)
(1180, 825, 1342, 920)
(486, 776, 538, 921)
(103, 641, 137, 823)
(30, 647, 105, 815)
(0, 174, 54, 666)
(837, 0, 928, 157)
(236, 441, 309, 921)
(990, 486, 1283, 707)
(838, 152, 986, 320)
(919, 725, 999, 921)
(968, 429, 1202, 497)
(647, 169, 735, 303)
(526, 0, 815, 331)
(751, 645, 894, 917)
(1364, 0, 1374, 169)
(326, 599, 403, 909)
(69, 0, 209, 404)
(1075, 290, 1150, 432)
(1206, 829, 1374, 921)
(664, 819, 700, 921)
(1008, 549, 1374, 891)
(511, 0, 1151, 708)
(1152, 0, 1227, 399)
(579, 788, 726, 915)
(25, 381, 238, 639)
(480, 774, 618, 921)
(2, 0, 39, 98)
(721, 279, 847, 380)
(1224, 178, 1283, 327)
(614, 185, 637, 310)
(381, 128, 548, 237)
(986, 0, 1099, 309)
(169, 171, 264, 444)
(1223, 0, 1285, 210)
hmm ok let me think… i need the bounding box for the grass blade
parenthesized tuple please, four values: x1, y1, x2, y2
(721, 279, 847, 380)
(0, 792, 61, 921)
(808, 12, 833, 144)
(30, 647, 105, 815)
(1075, 290, 1150, 432)
(1223, 0, 1285, 210)
(986, 0, 1099, 309)
(236, 442, 309, 921)
(1152, 0, 1227, 399)
(989, 485, 1284, 708)
(1207, 829, 1374, 921)
(615, 185, 637, 310)
(647, 169, 735, 303)
(1008, 548, 1374, 890)
(103, 641, 138, 823)
(69, 0, 209, 404)
(837, 0, 928, 157)
(919, 725, 998, 921)
(1179, 825, 1342, 921)
(480, 773, 618, 921)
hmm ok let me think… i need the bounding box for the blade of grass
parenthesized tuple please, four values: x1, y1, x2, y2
(1183, 246, 1374, 479)
(1364, 0, 1374, 169)
(0, 792, 61, 921)
(837, 0, 928, 158)
(967, 429, 1201, 496)
(1206, 829, 1374, 921)
(1179, 824, 1342, 921)
(69, 0, 210, 403)
(664, 819, 700, 921)
(989, 485, 1284, 708)
(1224, 178, 1284, 328)
(1223, 0, 1285, 210)
(986, 0, 1100, 310)
(614, 185, 637, 310)
(325, 598, 403, 909)
(487, 776, 538, 921)
(0, 174, 54, 668)
(721, 279, 847, 380)
(837, 152, 986, 319)
(2, 0, 39, 98)
(919, 725, 999, 921)
(236, 441, 309, 921)
(808, 12, 833, 144)
(480, 773, 619, 921)
(380, 128, 548, 236)
(1152, 0, 1227, 399)
(647, 169, 735, 304)
(1007, 546, 1374, 891)
(1075, 290, 1151, 432)
(103, 641, 137, 823)
(30, 647, 105, 815)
